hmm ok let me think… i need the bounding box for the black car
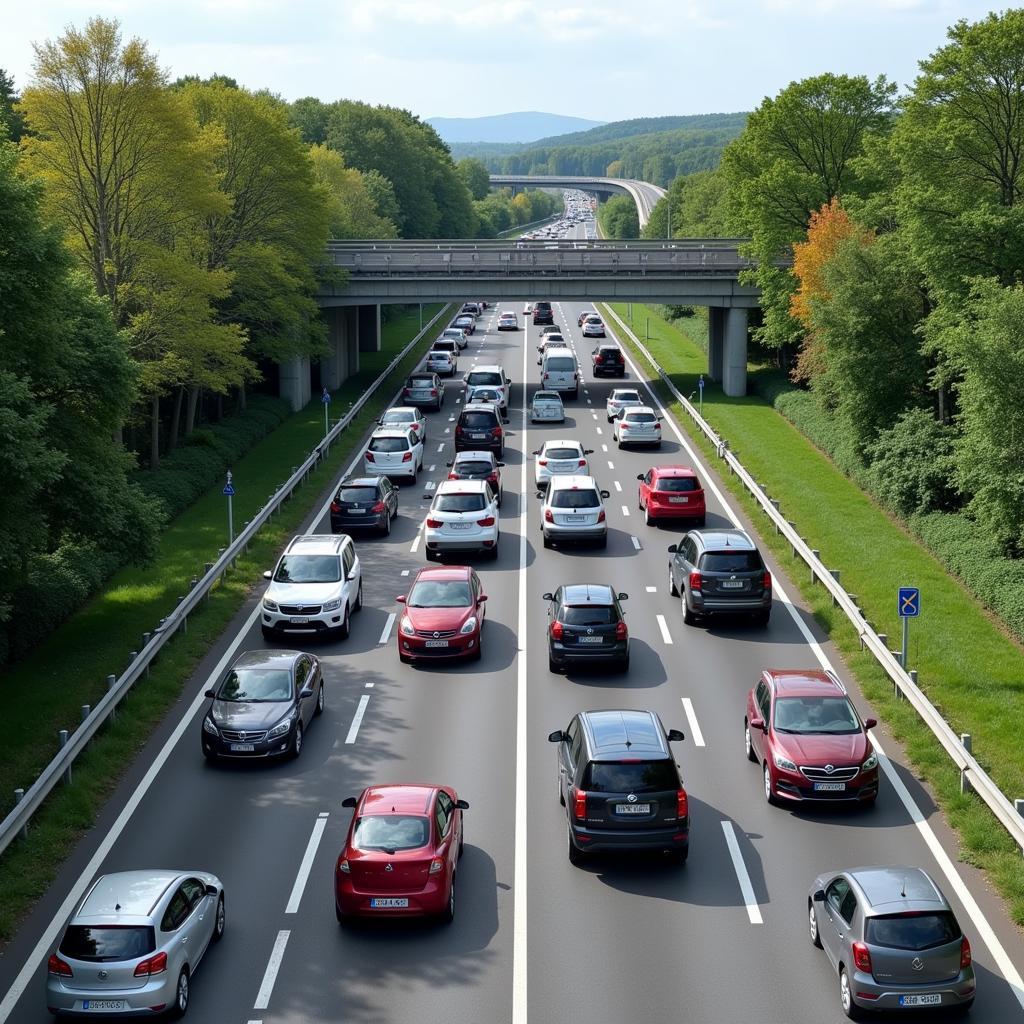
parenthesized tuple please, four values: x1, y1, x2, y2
(592, 345, 626, 378)
(544, 584, 629, 672)
(201, 649, 323, 761)
(446, 450, 504, 506)
(668, 529, 772, 625)
(330, 476, 398, 535)
(548, 709, 688, 865)
(532, 300, 554, 325)
(454, 404, 507, 455)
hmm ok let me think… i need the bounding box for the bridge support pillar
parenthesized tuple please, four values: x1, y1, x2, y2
(279, 354, 311, 412)
(358, 304, 381, 352)
(708, 307, 725, 382)
(723, 307, 748, 397)
(321, 307, 359, 389)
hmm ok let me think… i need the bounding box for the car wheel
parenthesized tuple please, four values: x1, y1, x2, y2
(607, 415, 613, 423)
(471, 638, 482, 661)
(745, 720, 756, 762)
(440, 874, 455, 924)
(458, 824, 465, 859)
(567, 827, 585, 866)
(170, 967, 189, 1019)
(548, 654, 562, 674)
(290, 722, 304, 760)
(763, 762, 777, 806)
(261, 625, 276, 641)
(399, 652, 412, 664)
(381, 512, 391, 537)
(338, 604, 351, 640)
(202, 746, 218, 764)
(668, 566, 679, 597)
(618, 654, 630, 673)
(808, 901, 822, 948)
(682, 594, 696, 625)
(558, 774, 565, 806)
(756, 608, 771, 626)
(597, 533, 608, 549)
(644, 504, 654, 527)
(354, 581, 363, 612)
(543, 532, 552, 549)
(213, 894, 226, 942)
(840, 968, 863, 1020)
(315, 682, 325, 716)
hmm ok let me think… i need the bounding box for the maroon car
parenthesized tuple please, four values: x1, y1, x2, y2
(335, 784, 468, 922)
(745, 668, 879, 806)
(396, 565, 487, 663)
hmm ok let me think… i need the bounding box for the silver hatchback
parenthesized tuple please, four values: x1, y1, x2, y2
(808, 865, 975, 1018)
(46, 869, 225, 1017)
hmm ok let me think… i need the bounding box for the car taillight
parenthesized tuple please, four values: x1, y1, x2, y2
(689, 571, 702, 590)
(487, 473, 498, 485)
(430, 389, 438, 397)
(677, 789, 688, 819)
(426, 518, 442, 528)
(597, 509, 606, 522)
(477, 516, 495, 527)
(578, 459, 586, 467)
(851, 941, 872, 974)
(429, 857, 444, 875)
(134, 951, 168, 978)
(448, 472, 459, 480)
(544, 508, 554, 522)
(402, 388, 410, 397)
(455, 426, 464, 436)
(595, 355, 603, 363)
(402, 452, 412, 462)
(961, 936, 972, 968)
(538, 459, 548, 466)
(330, 501, 341, 513)
(365, 451, 375, 463)
(551, 619, 564, 640)
(47, 954, 73, 977)
(493, 426, 503, 438)
(412, 422, 422, 430)
(543, 372, 549, 380)
(338, 858, 350, 874)
(371, 501, 386, 513)
(573, 788, 587, 819)
(654, 423, 661, 431)
(615, 620, 628, 641)
(763, 571, 772, 590)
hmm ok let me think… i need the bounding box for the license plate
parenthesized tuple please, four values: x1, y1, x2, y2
(720, 581, 745, 589)
(899, 994, 942, 1007)
(370, 898, 409, 908)
(230, 743, 255, 752)
(565, 515, 586, 523)
(615, 804, 651, 815)
(669, 496, 689, 504)
(290, 616, 310, 624)
(813, 782, 846, 792)
(82, 1002, 126, 1012)
(471, 433, 488, 439)
(577, 636, 604, 644)
(425, 639, 450, 648)
(351, 506, 363, 512)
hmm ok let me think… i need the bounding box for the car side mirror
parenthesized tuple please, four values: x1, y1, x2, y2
(455, 799, 469, 810)
(497, 462, 505, 468)
(503, 417, 510, 424)
(346, 571, 357, 581)
(813, 889, 826, 903)
(666, 728, 685, 742)
(204, 689, 216, 699)
(205, 884, 219, 897)
(542, 592, 554, 601)
(547, 730, 566, 743)
(749, 715, 764, 731)
(506, 378, 512, 386)
(299, 685, 313, 699)
(636, 473, 645, 481)
(341, 796, 358, 809)
(584, 449, 594, 455)
(667, 544, 678, 554)
(617, 592, 628, 601)
(536, 490, 545, 499)
(263, 570, 273, 580)
(600, 489, 610, 499)
(446, 461, 453, 467)
(396, 595, 406, 603)
(864, 717, 877, 730)
(531, 450, 540, 456)
(477, 594, 487, 603)
(537, 358, 542, 365)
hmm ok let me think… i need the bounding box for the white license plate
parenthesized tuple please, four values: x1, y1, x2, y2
(577, 636, 604, 644)
(447, 523, 472, 531)
(565, 515, 586, 523)
(290, 616, 310, 624)
(351, 506, 364, 512)
(899, 994, 942, 1007)
(615, 804, 651, 814)
(230, 743, 255, 752)
(370, 898, 409, 908)
(82, 1002, 126, 1012)
(720, 581, 745, 589)
(471, 433, 489, 439)
(669, 496, 689, 504)
(425, 639, 450, 648)
(813, 782, 847, 791)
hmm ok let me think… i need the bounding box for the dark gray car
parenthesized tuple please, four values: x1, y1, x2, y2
(667, 529, 772, 626)
(201, 649, 323, 761)
(808, 865, 975, 1019)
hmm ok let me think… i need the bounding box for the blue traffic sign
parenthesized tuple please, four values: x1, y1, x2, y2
(698, 375, 705, 390)
(321, 387, 332, 404)
(898, 587, 920, 618)
(222, 484, 235, 497)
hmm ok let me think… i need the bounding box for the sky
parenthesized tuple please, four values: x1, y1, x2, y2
(0, 0, 1002, 123)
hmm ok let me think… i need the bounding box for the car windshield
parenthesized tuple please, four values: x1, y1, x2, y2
(467, 372, 502, 387)
(339, 486, 378, 502)
(407, 580, 473, 607)
(60, 925, 156, 963)
(353, 815, 430, 852)
(217, 668, 293, 703)
(546, 357, 575, 371)
(700, 550, 762, 572)
(562, 605, 615, 625)
(436, 493, 487, 512)
(550, 488, 600, 509)
(461, 412, 496, 428)
(583, 760, 678, 794)
(865, 912, 960, 951)
(545, 447, 581, 460)
(455, 460, 492, 475)
(656, 477, 699, 492)
(369, 436, 408, 453)
(274, 554, 342, 584)
(772, 696, 861, 735)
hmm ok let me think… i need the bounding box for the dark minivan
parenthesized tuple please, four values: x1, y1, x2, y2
(592, 344, 625, 377)
(454, 404, 507, 455)
(544, 584, 629, 673)
(548, 709, 688, 865)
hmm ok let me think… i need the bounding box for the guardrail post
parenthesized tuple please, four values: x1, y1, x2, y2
(106, 675, 117, 722)
(59, 730, 71, 784)
(961, 733, 972, 755)
(81, 705, 90, 724)
(810, 551, 820, 583)
(878, 633, 887, 649)
(829, 570, 840, 604)
(1016, 799, 1024, 820)
(769, 498, 780, 530)
(13, 789, 27, 840)
(787, 523, 797, 556)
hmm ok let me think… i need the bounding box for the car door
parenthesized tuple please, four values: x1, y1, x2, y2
(341, 543, 358, 608)
(678, 537, 698, 597)
(181, 877, 216, 961)
(640, 469, 653, 506)
(750, 678, 770, 762)
(557, 716, 581, 808)
(435, 791, 457, 880)
(295, 656, 313, 726)
(471, 571, 486, 625)
(546, 587, 562, 650)
(821, 877, 853, 967)
(382, 477, 398, 516)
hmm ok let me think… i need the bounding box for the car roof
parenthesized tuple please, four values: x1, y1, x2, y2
(383, 407, 418, 416)
(468, 364, 504, 373)
(611, 388, 640, 397)
(562, 583, 616, 605)
(846, 866, 947, 915)
(542, 439, 582, 449)
(459, 404, 500, 416)
(454, 450, 495, 461)
(370, 428, 413, 438)
(543, 346, 574, 357)
(437, 479, 489, 494)
(652, 465, 697, 478)
(413, 565, 472, 582)
(766, 668, 847, 697)
(407, 372, 436, 380)
(622, 405, 656, 415)
(532, 391, 562, 400)
(362, 784, 436, 816)
(691, 528, 756, 550)
(499, 310, 516, 316)
(78, 870, 182, 919)
(341, 476, 382, 488)
(580, 710, 669, 759)
(231, 649, 301, 671)
(548, 474, 599, 490)
(285, 534, 348, 554)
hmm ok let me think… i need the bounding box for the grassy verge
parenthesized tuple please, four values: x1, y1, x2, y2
(0, 304, 445, 941)
(603, 301, 1024, 925)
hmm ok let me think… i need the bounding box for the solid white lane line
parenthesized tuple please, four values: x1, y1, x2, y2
(721, 822, 763, 925)
(656, 614, 673, 645)
(254, 930, 291, 1010)
(614, 481, 622, 492)
(378, 613, 396, 645)
(285, 815, 329, 914)
(681, 698, 705, 747)
(345, 695, 370, 744)
(621, 504, 630, 516)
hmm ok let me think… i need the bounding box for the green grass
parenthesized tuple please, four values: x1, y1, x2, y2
(0, 304, 445, 940)
(604, 301, 1024, 925)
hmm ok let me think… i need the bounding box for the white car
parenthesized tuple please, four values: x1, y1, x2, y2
(582, 315, 606, 338)
(463, 365, 511, 413)
(424, 479, 500, 560)
(497, 311, 519, 331)
(426, 345, 457, 377)
(530, 390, 565, 423)
(378, 406, 426, 443)
(613, 406, 662, 448)
(440, 327, 469, 351)
(539, 475, 609, 549)
(532, 439, 593, 489)
(262, 533, 362, 640)
(364, 428, 423, 479)
(606, 388, 644, 422)
(467, 385, 505, 407)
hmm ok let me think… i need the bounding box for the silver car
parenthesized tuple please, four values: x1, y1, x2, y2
(539, 475, 610, 549)
(530, 390, 565, 423)
(46, 870, 225, 1017)
(606, 388, 643, 422)
(809, 865, 975, 1019)
(613, 406, 662, 448)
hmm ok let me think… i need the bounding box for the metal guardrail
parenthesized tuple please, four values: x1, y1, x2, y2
(0, 304, 452, 859)
(326, 238, 751, 250)
(602, 304, 1024, 852)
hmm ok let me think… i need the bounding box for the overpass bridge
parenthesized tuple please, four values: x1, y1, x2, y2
(489, 174, 666, 228)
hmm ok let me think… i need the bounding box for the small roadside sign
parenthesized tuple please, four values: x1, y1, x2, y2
(898, 587, 920, 618)
(322, 387, 332, 404)
(222, 483, 235, 497)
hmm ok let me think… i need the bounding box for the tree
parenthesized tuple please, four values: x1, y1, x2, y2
(644, 169, 730, 239)
(309, 144, 397, 238)
(289, 96, 330, 145)
(0, 69, 25, 142)
(458, 157, 492, 200)
(598, 194, 639, 238)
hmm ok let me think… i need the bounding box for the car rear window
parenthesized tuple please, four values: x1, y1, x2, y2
(613, 392, 640, 402)
(60, 925, 156, 962)
(339, 486, 378, 502)
(535, 302, 552, 310)
(545, 447, 580, 460)
(432, 342, 456, 352)
(562, 605, 616, 625)
(599, 348, 622, 358)
(865, 912, 961, 951)
(625, 412, 656, 422)
(550, 488, 600, 509)
(466, 371, 503, 387)
(455, 460, 492, 475)
(382, 411, 414, 424)
(435, 493, 486, 512)
(408, 376, 433, 387)
(656, 477, 699, 492)
(533, 392, 559, 401)
(546, 357, 575, 371)
(369, 436, 408, 453)
(461, 411, 497, 428)
(353, 815, 430, 852)
(583, 760, 678, 794)
(700, 550, 763, 572)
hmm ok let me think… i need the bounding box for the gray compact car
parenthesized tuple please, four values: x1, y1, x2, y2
(46, 869, 225, 1017)
(808, 865, 975, 1019)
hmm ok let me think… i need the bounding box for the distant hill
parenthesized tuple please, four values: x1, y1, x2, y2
(428, 111, 605, 145)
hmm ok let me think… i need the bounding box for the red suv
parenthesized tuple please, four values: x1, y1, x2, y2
(637, 466, 706, 526)
(745, 669, 879, 806)
(396, 565, 487, 663)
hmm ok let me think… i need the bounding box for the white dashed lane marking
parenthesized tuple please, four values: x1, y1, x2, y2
(656, 614, 673, 645)
(681, 698, 705, 747)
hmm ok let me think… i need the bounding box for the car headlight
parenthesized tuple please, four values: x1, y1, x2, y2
(202, 717, 219, 737)
(861, 752, 878, 772)
(262, 597, 279, 612)
(321, 598, 342, 612)
(267, 713, 297, 740)
(400, 616, 416, 636)
(773, 751, 797, 772)
(460, 616, 478, 635)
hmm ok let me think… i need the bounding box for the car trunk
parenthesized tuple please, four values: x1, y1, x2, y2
(60, 926, 155, 990)
(581, 761, 681, 830)
(866, 915, 964, 985)
(699, 551, 766, 597)
(348, 853, 432, 894)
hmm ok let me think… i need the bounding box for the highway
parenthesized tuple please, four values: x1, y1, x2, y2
(2, 219, 1024, 1023)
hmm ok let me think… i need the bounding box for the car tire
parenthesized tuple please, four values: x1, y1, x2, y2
(213, 894, 226, 942)
(682, 596, 696, 625)
(840, 967, 863, 1020)
(558, 775, 565, 806)
(315, 682, 325, 717)
(571, 388, 579, 400)
(354, 581, 363, 612)
(671, 846, 688, 864)
(607, 415, 613, 423)
(644, 505, 654, 527)
(202, 746, 218, 764)
(261, 625, 276, 642)
(440, 875, 455, 924)
(289, 722, 304, 760)
(337, 604, 351, 640)
(170, 967, 190, 1019)
(597, 533, 608, 550)
(668, 567, 679, 596)
(808, 901, 822, 948)
(543, 532, 552, 549)
(381, 511, 391, 537)
(618, 654, 630, 673)
(548, 654, 562, 674)
(567, 827, 585, 866)
(471, 638, 482, 661)
(745, 719, 757, 762)
(756, 609, 771, 626)
(697, 515, 706, 528)
(763, 762, 777, 806)
(399, 652, 412, 664)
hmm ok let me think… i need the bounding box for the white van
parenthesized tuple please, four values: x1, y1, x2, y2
(540, 347, 579, 400)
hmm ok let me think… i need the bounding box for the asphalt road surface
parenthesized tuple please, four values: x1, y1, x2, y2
(2, 223, 1023, 1024)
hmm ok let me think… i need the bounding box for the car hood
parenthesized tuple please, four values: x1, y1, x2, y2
(405, 606, 473, 631)
(211, 700, 292, 731)
(775, 732, 869, 765)
(267, 581, 343, 603)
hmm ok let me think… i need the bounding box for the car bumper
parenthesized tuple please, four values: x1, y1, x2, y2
(542, 524, 607, 543)
(455, 439, 502, 453)
(569, 822, 688, 854)
(399, 632, 480, 660)
(331, 513, 389, 532)
(645, 501, 705, 520)
(262, 611, 345, 634)
(405, 396, 440, 407)
(850, 969, 975, 1011)
(336, 878, 448, 917)
(364, 462, 417, 479)
(202, 729, 293, 759)
(424, 531, 498, 553)
(594, 366, 624, 376)
(773, 769, 879, 803)
(531, 411, 564, 422)
(687, 593, 772, 615)
(550, 640, 628, 665)
(46, 977, 176, 1016)
(616, 433, 661, 445)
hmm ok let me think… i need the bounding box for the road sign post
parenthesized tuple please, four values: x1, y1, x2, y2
(223, 470, 235, 544)
(698, 374, 705, 416)
(897, 586, 920, 669)
(321, 386, 332, 439)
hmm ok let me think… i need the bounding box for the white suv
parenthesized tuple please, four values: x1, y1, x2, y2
(364, 428, 423, 480)
(463, 365, 511, 414)
(424, 480, 500, 560)
(262, 534, 363, 640)
(539, 475, 610, 549)
(532, 439, 593, 489)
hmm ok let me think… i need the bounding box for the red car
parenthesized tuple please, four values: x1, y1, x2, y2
(745, 669, 879, 806)
(336, 784, 468, 922)
(396, 565, 487, 663)
(636, 466, 706, 526)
